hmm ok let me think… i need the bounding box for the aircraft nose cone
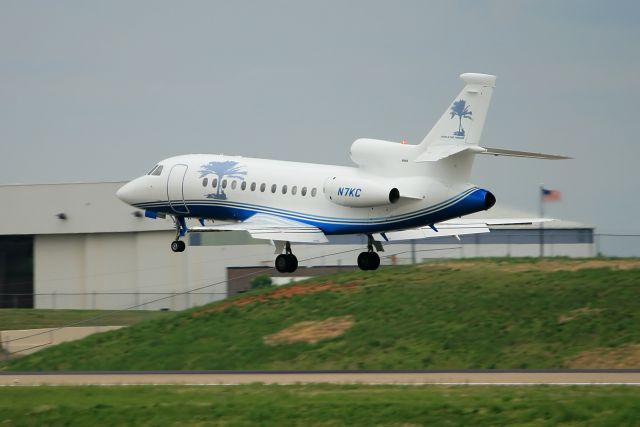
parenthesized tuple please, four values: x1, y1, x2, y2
(116, 181, 137, 205)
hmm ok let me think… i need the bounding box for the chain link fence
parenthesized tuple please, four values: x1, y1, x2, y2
(1, 232, 638, 310)
(0, 292, 226, 310)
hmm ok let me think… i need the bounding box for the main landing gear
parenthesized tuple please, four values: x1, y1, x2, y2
(275, 242, 298, 273)
(357, 235, 382, 271)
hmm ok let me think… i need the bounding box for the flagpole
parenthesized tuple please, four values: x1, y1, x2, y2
(539, 184, 544, 258)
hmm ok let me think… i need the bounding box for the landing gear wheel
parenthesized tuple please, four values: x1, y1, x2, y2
(357, 251, 380, 271)
(275, 254, 288, 272)
(286, 254, 298, 272)
(275, 254, 298, 273)
(357, 252, 369, 270)
(368, 251, 380, 270)
(171, 240, 186, 253)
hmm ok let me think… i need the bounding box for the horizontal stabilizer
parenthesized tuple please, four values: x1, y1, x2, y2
(416, 145, 571, 162)
(416, 144, 483, 162)
(479, 147, 571, 160)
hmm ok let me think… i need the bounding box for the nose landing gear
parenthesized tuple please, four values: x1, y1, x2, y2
(171, 240, 186, 252)
(170, 216, 187, 253)
(275, 241, 298, 273)
(357, 234, 382, 271)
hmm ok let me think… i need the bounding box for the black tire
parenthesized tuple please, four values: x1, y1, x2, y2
(171, 240, 186, 252)
(357, 252, 370, 271)
(357, 252, 380, 271)
(275, 254, 289, 273)
(368, 251, 380, 270)
(286, 254, 298, 273)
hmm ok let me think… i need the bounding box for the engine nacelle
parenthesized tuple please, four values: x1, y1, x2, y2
(324, 176, 400, 207)
(350, 138, 419, 169)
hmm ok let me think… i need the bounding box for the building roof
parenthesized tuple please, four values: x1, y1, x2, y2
(0, 181, 591, 236)
(0, 182, 174, 235)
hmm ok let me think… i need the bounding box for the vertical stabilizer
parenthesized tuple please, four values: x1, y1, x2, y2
(419, 73, 496, 149)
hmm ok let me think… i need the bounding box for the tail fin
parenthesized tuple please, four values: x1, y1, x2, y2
(419, 73, 496, 149)
(413, 73, 569, 177)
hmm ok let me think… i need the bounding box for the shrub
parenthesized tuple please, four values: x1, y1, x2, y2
(250, 275, 273, 290)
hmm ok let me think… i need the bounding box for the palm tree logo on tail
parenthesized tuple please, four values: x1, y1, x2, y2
(199, 160, 247, 200)
(450, 99, 472, 137)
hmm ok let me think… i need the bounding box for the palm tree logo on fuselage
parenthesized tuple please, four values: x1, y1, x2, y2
(449, 99, 472, 137)
(199, 160, 247, 200)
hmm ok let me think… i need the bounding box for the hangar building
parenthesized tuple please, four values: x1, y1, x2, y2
(0, 182, 594, 310)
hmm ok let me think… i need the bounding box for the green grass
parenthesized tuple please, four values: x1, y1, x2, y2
(3, 258, 640, 371)
(0, 309, 170, 331)
(0, 384, 639, 426)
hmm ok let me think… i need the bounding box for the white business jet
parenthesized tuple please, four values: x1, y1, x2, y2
(117, 73, 568, 272)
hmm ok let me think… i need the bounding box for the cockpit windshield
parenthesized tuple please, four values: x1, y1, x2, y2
(147, 165, 164, 176)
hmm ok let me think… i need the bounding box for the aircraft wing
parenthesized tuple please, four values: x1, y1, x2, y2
(189, 213, 329, 243)
(445, 218, 553, 226)
(373, 218, 552, 242)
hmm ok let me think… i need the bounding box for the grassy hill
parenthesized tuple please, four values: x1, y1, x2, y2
(3, 258, 640, 371)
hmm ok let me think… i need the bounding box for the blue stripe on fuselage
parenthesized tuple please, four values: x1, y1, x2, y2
(136, 188, 491, 235)
(136, 187, 478, 225)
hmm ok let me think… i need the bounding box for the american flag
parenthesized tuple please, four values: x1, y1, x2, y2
(542, 188, 561, 202)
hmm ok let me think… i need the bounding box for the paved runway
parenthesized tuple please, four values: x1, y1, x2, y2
(2, 370, 640, 386)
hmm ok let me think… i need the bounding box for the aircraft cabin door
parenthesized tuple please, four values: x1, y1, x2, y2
(167, 164, 190, 214)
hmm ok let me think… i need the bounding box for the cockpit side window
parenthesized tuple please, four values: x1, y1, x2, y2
(151, 165, 163, 176)
(147, 165, 159, 175)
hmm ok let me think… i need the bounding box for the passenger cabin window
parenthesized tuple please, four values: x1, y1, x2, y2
(271, 184, 277, 193)
(222, 179, 227, 189)
(251, 182, 256, 191)
(311, 188, 317, 197)
(282, 185, 287, 194)
(241, 181, 247, 191)
(151, 165, 163, 176)
(260, 183, 266, 192)
(292, 185, 297, 195)
(301, 187, 307, 196)
(231, 180, 237, 190)
(202, 178, 208, 187)
(212, 178, 218, 188)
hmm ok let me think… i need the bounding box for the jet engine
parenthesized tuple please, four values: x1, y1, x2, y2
(324, 176, 400, 207)
(349, 138, 418, 168)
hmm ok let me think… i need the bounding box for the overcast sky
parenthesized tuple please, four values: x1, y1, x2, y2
(1, 1, 639, 245)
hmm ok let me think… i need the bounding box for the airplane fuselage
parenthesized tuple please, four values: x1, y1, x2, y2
(118, 154, 494, 235)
